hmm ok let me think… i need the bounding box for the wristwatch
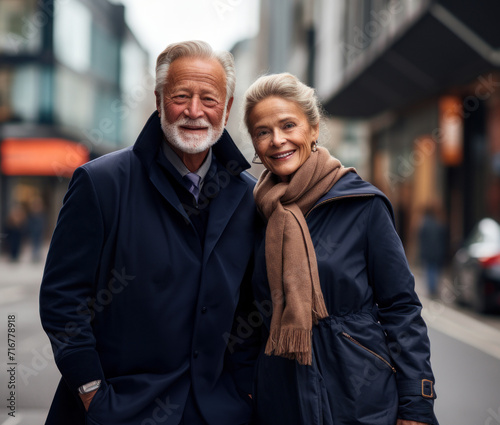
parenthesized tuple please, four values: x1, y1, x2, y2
(78, 380, 101, 394)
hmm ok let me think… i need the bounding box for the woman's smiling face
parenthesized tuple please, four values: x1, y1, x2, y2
(248, 96, 319, 181)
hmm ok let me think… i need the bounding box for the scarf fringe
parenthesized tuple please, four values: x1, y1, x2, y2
(264, 328, 280, 357)
(265, 328, 313, 366)
(312, 293, 329, 324)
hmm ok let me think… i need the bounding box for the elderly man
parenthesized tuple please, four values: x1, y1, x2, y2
(40, 41, 258, 425)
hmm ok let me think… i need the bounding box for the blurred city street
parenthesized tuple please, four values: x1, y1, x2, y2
(1, 0, 500, 424)
(0, 245, 59, 425)
(0, 245, 499, 425)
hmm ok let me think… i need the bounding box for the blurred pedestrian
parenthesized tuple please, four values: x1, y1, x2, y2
(27, 195, 45, 262)
(418, 205, 448, 298)
(243, 73, 439, 425)
(5, 204, 27, 262)
(40, 40, 258, 425)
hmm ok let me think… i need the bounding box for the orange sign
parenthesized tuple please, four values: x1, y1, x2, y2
(439, 96, 463, 166)
(1, 138, 89, 177)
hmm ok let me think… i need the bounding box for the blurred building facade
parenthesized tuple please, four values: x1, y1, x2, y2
(318, 0, 500, 260)
(0, 0, 151, 253)
(231, 0, 500, 262)
(228, 0, 371, 184)
(228, 0, 369, 181)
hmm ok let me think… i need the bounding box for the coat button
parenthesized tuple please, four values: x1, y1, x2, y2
(201, 307, 207, 314)
(193, 350, 199, 359)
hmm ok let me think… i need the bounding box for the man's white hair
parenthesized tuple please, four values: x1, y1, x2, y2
(155, 40, 236, 105)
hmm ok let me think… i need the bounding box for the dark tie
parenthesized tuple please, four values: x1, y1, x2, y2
(184, 172, 201, 202)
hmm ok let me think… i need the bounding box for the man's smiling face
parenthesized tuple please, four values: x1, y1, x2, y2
(156, 56, 231, 154)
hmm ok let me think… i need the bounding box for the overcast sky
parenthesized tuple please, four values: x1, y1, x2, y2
(110, 0, 260, 70)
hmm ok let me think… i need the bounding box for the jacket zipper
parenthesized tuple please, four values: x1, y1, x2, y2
(305, 194, 375, 219)
(342, 332, 396, 373)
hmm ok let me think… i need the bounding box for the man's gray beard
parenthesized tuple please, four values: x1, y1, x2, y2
(161, 106, 226, 154)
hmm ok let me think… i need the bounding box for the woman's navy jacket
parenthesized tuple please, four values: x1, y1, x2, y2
(252, 172, 439, 425)
(39, 112, 259, 425)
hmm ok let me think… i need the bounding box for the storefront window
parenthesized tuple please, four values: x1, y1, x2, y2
(53, 0, 91, 72)
(91, 23, 120, 84)
(92, 87, 121, 145)
(120, 37, 152, 142)
(54, 67, 93, 130)
(55, 67, 122, 148)
(121, 39, 149, 93)
(0, 66, 40, 122)
(0, 0, 41, 54)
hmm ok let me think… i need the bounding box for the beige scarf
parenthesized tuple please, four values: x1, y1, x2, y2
(254, 147, 353, 365)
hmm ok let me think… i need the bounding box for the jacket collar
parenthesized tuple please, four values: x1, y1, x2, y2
(133, 111, 250, 174)
(132, 111, 252, 257)
(313, 171, 395, 222)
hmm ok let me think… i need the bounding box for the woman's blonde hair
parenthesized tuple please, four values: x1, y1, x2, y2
(243, 73, 322, 133)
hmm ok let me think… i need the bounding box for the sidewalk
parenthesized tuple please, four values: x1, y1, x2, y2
(0, 243, 56, 424)
(0, 243, 48, 287)
(413, 263, 500, 329)
(411, 264, 434, 299)
(412, 263, 500, 361)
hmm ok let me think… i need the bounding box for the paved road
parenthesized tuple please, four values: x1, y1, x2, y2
(430, 327, 500, 425)
(414, 271, 500, 424)
(0, 253, 60, 425)
(0, 248, 499, 424)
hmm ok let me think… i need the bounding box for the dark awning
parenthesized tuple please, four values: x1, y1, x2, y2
(323, 0, 500, 119)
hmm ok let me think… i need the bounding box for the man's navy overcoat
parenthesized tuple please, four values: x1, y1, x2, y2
(39, 112, 258, 425)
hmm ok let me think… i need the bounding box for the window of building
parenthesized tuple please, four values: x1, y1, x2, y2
(0, 0, 41, 53)
(90, 23, 120, 84)
(54, 67, 93, 130)
(0, 66, 40, 122)
(92, 87, 121, 145)
(54, 0, 91, 73)
(120, 38, 152, 142)
(120, 39, 148, 93)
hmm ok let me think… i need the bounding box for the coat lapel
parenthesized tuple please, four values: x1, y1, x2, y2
(149, 162, 192, 222)
(203, 167, 248, 263)
(133, 112, 192, 222)
(132, 111, 252, 250)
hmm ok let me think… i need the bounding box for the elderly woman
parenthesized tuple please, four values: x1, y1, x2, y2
(243, 73, 439, 425)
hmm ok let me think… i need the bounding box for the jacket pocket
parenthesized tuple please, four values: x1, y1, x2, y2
(313, 317, 399, 424)
(85, 382, 110, 425)
(341, 332, 396, 373)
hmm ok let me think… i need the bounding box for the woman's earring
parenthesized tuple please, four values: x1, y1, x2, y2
(252, 153, 263, 164)
(311, 141, 318, 152)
